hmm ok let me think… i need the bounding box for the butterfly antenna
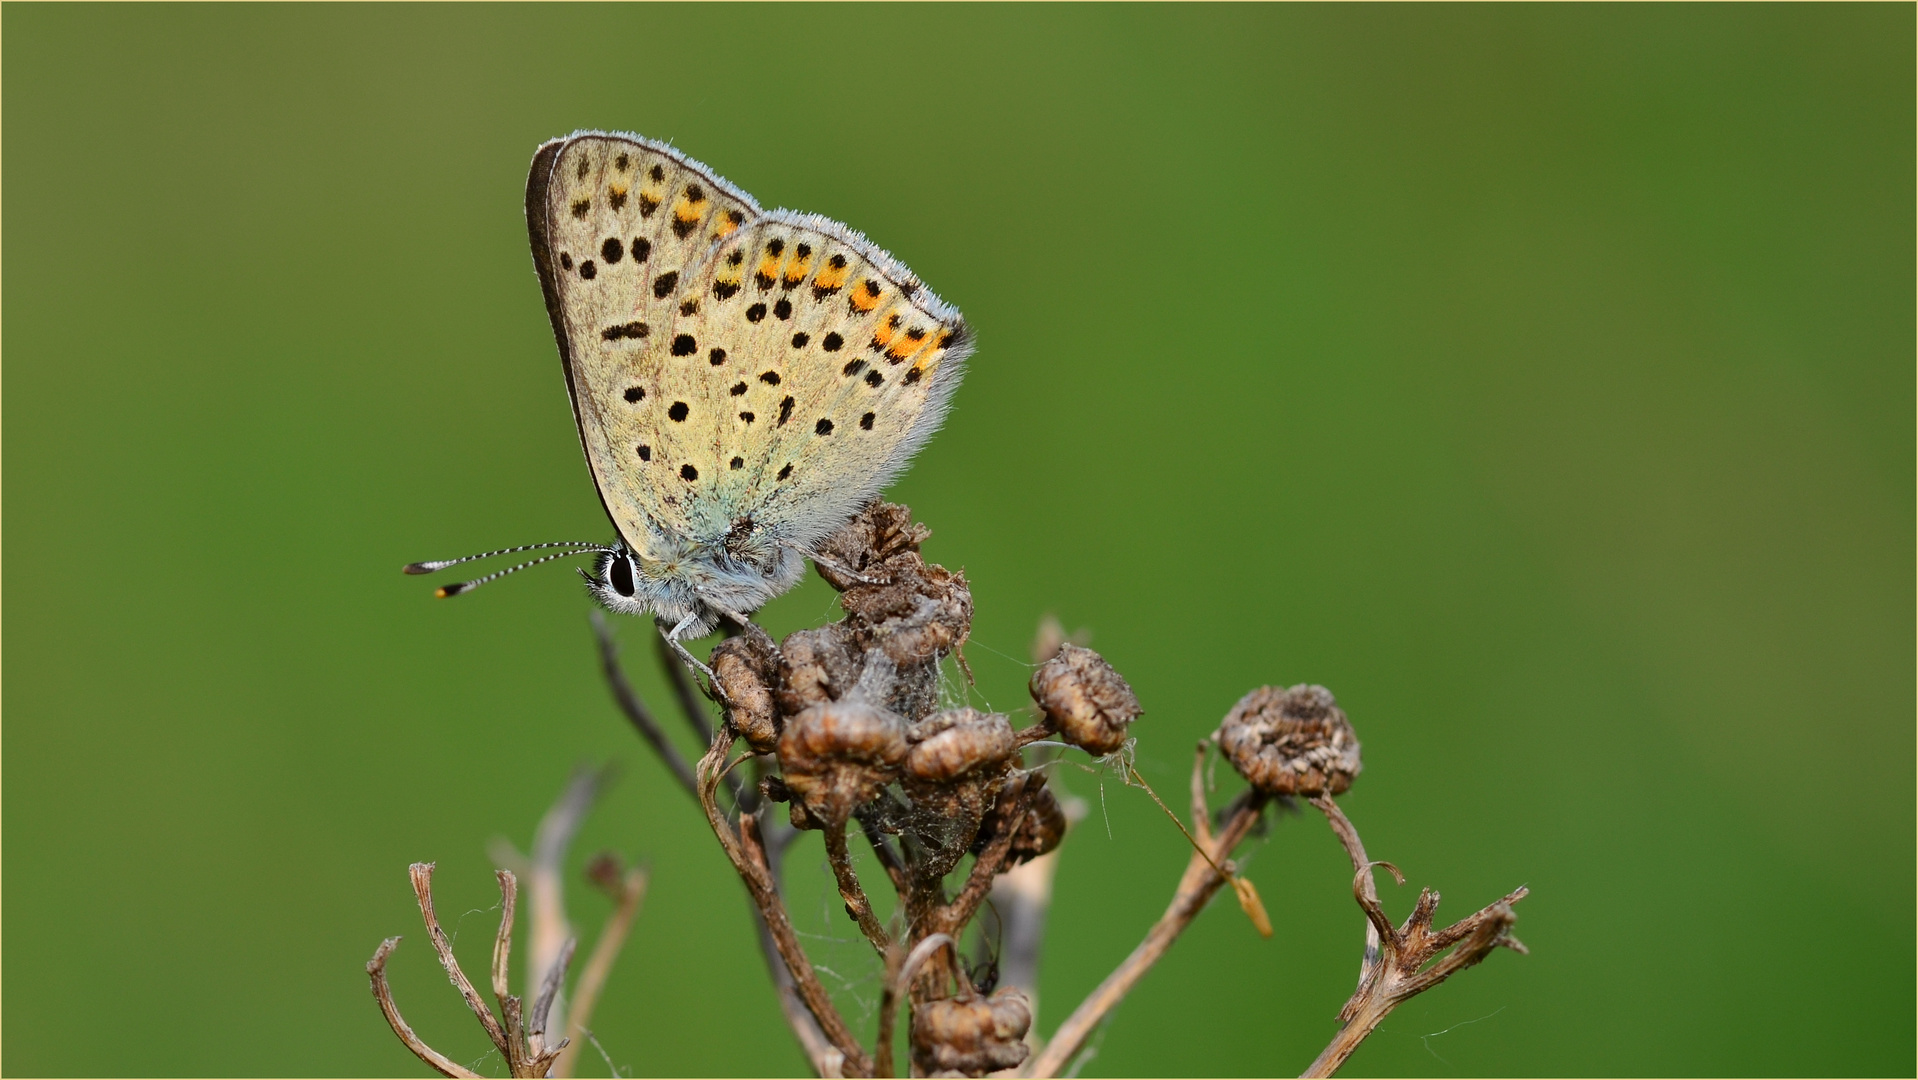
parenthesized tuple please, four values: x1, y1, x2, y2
(402, 541, 607, 576)
(428, 547, 607, 598)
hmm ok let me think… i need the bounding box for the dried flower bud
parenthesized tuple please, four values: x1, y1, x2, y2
(1028, 643, 1141, 756)
(711, 627, 780, 753)
(910, 988, 1032, 1076)
(974, 778, 1067, 868)
(776, 624, 859, 715)
(905, 709, 1015, 784)
(844, 562, 973, 669)
(814, 501, 930, 590)
(902, 709, 1015, 876)
(1215, 684, 1362, 796)
(777, 700, 908, 828)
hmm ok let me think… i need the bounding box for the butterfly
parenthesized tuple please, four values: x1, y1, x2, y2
(407, 132, 971, 667)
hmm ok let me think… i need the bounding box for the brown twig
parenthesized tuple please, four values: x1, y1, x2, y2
(1300, 795, 1528, 1078)
(742, 811, 846, 1078)
(591, 611, 699, 800)
(409, 862, 512, 1054)
(367, 937, 486, 1079)
(555, 863, 648, 1078)
(491, 870, 527, 1076)
(378, 864, 563, 1078)
(697, 729, 875, 1076)
(875, 933, 958, 1077)
(526, 764, 613, 1044)
(935, 773, 1034, 937)
(1024, 792, 1269, 1078)
(826, 820, 894, 954)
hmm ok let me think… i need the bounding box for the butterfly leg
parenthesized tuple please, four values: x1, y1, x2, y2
(784, 540, 887, 586)
(659, 614, 717, 682)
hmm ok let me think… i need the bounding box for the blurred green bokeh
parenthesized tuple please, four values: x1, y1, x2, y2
(4, 5, 1910, 1076)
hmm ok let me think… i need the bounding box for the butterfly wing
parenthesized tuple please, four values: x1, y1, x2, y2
(527, 132, 762, 557)
(528, 132, 970, 582)
(669, 210, 972, 551)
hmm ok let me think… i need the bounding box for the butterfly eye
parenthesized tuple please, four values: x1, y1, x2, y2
(609, 552, 637, 598)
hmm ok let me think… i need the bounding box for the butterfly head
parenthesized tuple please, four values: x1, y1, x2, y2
(586, 537, 654, 618)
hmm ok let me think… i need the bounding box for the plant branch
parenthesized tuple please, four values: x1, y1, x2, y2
(875, 934, 957, 1078)
(698, 730, 875, 1076)
(408, 862, 511, 1055)
(742, 811, 846, 1078)
(1024, 793, 1268, 1078)
(826, 820, 892, 954)
(555, 863, 648, 1078)
(591, 611, 699, 800)
(1300, 795, 1528, 1078)
(366, 937, 486, 1079)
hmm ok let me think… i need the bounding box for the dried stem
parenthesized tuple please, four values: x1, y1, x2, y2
(1300, 795, 1528, 1078)
(527, 765, 612, 1042)
(875, 934, 957, 1077)
(591, 611, 699, 800)
(826, 820, 893, 954)
(409, 862, 511, 1055)
(366, 937, 485, 1079)
(697, 730, 875, 1076)
(934, 774, 1034, 937)
(1024, 793, 1268, 1078)
(377, 864, 562, 1078)
(743, 811, 846, 1078)
(555, 864, 648, 1078)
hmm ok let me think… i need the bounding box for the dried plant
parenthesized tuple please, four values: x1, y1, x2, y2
(369, 502, 1527, 1077)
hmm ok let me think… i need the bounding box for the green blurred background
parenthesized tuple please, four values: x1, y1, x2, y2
(5, 5, 1911, 1076)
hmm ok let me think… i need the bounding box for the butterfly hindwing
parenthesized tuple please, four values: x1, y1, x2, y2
(675, 212, 970, 548)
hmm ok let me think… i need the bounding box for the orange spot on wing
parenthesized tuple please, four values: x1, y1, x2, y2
(782, 252, 813, 287)
(849, 280, 882, 313)
(813, 261, 848, 291)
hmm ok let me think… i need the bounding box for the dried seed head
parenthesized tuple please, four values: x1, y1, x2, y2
(776, 700, 908, 828)
(902, 709, 1016, 876)
(1028, 643, 1141, 756)
(905, 709, 1016, 784)
(776, 623, 860, 715)
(909, 988, 1032, 1076)
(813, 501, 930, 590)
(975, 779, 1068, 868)
(711, 626, 780, 753)
(1215, 684, 1362, 796)
(856, 562, 974, 670)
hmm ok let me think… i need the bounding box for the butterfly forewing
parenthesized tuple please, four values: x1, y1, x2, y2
(529, 134, 762, 551)
(530, 132, 970, 572)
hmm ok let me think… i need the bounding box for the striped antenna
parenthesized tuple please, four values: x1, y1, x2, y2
(428, 547, 608, 598)
(402, 541, 606, 576)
